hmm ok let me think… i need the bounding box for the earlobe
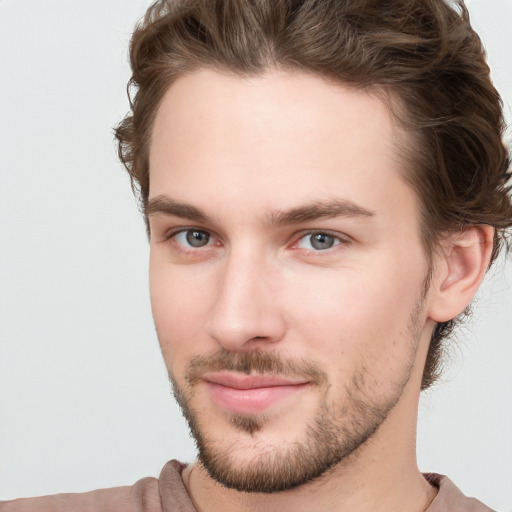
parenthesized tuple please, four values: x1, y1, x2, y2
(428, 225, 494, 323)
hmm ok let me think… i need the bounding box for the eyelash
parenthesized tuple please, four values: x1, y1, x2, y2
(293, 230, 348, 252)
(165, 227, 349, 254)
(166, 228, 217, 251)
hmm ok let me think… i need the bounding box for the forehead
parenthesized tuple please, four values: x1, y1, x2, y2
(149, 68, 415, 225)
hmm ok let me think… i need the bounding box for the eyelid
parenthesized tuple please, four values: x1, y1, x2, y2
(165, 225, 211, 239)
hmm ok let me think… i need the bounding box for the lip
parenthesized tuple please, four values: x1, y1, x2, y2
(202, 372, 310, 414)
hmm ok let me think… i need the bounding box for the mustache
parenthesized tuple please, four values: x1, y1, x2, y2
(185, 349, 327, 386)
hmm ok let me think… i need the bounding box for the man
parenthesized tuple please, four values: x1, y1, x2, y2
(1, 0, 511, 510)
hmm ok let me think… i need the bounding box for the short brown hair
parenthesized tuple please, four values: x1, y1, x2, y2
(115, 0, 512, 389)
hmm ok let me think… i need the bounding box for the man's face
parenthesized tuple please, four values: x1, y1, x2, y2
(148, 69, 435, 492)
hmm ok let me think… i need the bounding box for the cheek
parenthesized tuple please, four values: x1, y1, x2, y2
(283, 260, 425, 367)
(149, 258, 215, 368)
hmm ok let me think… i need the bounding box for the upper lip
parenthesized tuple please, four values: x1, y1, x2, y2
(202, 372, 309, 390)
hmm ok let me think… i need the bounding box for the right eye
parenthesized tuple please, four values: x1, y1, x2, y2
(172, 229, 212, 248)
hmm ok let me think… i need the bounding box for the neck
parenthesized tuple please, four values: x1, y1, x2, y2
(185, 455, 435, 512)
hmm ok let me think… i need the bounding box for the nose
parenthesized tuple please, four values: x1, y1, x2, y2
(205, 251, 286, 351)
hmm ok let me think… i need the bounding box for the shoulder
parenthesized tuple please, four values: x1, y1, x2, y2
(0, 461, 189, 512)
(425, 473, 495, 512)
(0, 468, 176, 512)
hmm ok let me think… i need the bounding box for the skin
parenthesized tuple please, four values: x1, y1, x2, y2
(147, 69, 493, 512)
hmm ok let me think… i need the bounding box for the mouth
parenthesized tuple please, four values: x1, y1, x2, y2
(202, 372, 310, 415)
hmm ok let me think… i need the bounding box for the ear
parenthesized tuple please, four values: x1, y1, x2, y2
(427, 225, 494, 323)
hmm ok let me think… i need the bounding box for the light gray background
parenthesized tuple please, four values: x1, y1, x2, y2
(0, 0, 511, 509)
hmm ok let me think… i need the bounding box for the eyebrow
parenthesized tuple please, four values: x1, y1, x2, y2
(146, 196, 210, 223)
(146, 195, 374, 225)
(268, 199, 374, 225)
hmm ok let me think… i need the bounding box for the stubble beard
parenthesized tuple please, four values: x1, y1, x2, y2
(169, 300, 425, 494)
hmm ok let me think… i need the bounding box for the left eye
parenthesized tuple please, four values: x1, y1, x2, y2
(296, 232, 342, 251)
(173, 229, 212, 248)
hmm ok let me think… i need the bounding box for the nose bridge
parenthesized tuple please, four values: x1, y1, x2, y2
(206, 244, 285, 350)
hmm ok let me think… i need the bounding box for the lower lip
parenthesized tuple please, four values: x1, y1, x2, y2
(205, 381, 308, 414)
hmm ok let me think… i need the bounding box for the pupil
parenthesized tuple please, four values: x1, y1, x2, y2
(311, 233, 334, 250)
(186, 230, 209, 247)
